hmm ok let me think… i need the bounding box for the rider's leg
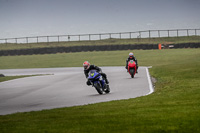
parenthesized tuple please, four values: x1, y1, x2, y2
(100, 73, 109, 84)
(135, 60, 138, 73)
(126, 61, 128, 71)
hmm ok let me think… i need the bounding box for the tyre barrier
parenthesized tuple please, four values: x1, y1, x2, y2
(0, 43, 199, 56)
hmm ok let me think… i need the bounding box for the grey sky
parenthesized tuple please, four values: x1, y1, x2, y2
(0, 0, 200, 38)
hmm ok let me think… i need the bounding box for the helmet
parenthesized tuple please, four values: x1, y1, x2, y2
(83, 61, 90, 70)
(129, 52, 134, 59)
(129, 52, 134, 56)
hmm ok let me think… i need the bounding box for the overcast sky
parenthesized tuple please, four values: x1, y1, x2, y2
(0, 0, 200, 38)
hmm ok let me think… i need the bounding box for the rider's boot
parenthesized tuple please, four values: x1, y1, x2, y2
(105, 78, 109, 84)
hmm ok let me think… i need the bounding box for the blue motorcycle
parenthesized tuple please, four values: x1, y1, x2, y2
(88, 70, 110, 94)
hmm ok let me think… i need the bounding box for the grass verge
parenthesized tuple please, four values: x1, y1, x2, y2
(0, 49, 200, 132)
(0, 75, 30, 82)
(0, 75, 49, 82)
(0, 36, 200, 50)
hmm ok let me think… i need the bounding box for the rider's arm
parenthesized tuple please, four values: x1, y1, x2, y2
(84, 70, 89, 78)
(94, 65, 102, 73)
(133, 56, 138, 64)
(126, 58, 129, 68)
(133, 56, 137, 61)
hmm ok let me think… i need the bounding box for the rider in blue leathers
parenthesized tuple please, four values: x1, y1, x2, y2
(83, 61, 109, 85)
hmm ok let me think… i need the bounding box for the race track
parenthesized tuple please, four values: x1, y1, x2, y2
(0, 67, 153, 115)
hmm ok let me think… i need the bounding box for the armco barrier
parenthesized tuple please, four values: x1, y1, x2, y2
(0, 43, 199, 56)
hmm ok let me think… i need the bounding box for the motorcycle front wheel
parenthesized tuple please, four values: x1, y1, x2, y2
(94, 82, 103, 95)
(130, 69, 135, 78)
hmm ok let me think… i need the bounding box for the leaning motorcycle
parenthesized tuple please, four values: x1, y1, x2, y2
(88, 70, 110, 94)
(128, 60, 137, 78)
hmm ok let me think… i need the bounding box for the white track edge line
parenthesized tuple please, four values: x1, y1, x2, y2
(145, 67, 154, 95)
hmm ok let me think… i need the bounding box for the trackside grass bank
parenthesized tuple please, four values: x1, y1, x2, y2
(0, 49, 200, 132)
(0, 75, 48, 82)
(0, 36, 200, 50)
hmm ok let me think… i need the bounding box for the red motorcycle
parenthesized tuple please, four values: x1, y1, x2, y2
(128, 60, 137, 78)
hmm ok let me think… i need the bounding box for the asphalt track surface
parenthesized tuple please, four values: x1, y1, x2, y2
(0, 67, 153, 115)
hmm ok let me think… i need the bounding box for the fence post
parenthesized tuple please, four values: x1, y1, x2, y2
(195, 29, 197, 36)
(89, 34, 91, 41)
(68, 36, 70, 41)
(5, 39, 7, 44)
(37, 37, 39, 43)
(129, 32, 132, 39)
(187, 29, 189, 36)
(168, 30, 170, 37)
(15, 38, 17, 44)
(137, 32, 140, 42)
(109, 33, 111, 39)
(47, 36, 49, 43)
(119, 33, 121, 39)
(158, 30, 160, 38)
(177, 29, 179, 37)
(149, 30, 151, 38)
(26, 37, 28, 44)
(99, 34, 101, 40)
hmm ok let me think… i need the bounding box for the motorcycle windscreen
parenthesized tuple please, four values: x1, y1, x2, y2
(88, 70, 100, 80)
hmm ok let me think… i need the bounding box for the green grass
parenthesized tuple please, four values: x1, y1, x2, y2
(0, 36, 200, 50)
(0, 75, 48, 82)
(0, 49, 200, 132)
(0, 48, 199, 69)
(0, 75, 29, 82)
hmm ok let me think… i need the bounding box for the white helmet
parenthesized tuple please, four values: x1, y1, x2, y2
(129, 52, 133, 56)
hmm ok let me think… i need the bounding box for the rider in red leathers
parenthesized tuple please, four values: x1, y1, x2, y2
(125, 52, 138, 73)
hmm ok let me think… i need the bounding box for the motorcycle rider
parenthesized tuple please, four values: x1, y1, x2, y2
(83, 61, 109, 86)
(126, 52, 138, 73)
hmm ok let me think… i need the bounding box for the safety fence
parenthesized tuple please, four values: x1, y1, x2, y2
(0, 28, 199, 44)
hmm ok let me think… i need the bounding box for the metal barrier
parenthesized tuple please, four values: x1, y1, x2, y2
(0, 28, 199, 44)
